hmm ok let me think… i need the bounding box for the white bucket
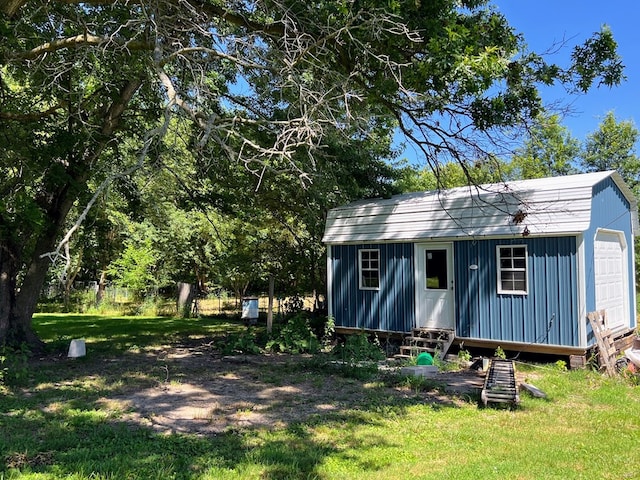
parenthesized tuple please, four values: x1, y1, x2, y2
(68, 339, 86, 358)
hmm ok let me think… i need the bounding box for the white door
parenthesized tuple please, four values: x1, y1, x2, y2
(415, 243, 455, 329)
(594, 230, 629, 331)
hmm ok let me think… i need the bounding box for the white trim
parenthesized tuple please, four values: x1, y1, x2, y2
(496, 245, 529, 295)
(414, 242, 456, 330)
(576, 234, 587, 347)
(631, 244, 638, 329)
(358, 248, 380, 290)
(326, 245, 333, 319)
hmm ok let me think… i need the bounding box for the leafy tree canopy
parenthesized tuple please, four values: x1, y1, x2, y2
(579, 111, 640, 195)
(0, 0, 626, 348)
(507, 113, 581, 180)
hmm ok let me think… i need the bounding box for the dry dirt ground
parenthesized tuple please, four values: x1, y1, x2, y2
(90, 344, 488, 436)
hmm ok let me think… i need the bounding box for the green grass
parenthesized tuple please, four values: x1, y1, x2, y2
(33, 313, 247, 355)
(0, 313, 639, 479)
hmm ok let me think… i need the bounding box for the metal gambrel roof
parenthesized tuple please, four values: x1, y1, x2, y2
(323, 170, 639, 244)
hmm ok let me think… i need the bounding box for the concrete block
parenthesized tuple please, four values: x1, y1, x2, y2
(400, 365, 438, 378)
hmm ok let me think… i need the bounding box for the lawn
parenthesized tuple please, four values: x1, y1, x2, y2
(1, 313, 639, 479)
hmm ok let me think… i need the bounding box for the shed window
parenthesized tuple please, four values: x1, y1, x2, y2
(359, 249, 380, 290)
(497, 245, 528, 295)
(425, 249, 448, 290)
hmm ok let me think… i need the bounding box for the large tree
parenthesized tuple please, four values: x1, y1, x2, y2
(0, 0, 625, 349)
(579, 111, 640, 195)
(507, 113, 581, 180)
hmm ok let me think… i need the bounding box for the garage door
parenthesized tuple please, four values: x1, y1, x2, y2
(594, 230, 628, 331)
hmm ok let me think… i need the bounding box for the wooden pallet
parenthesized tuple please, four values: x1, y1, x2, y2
(481, 359, 519, 407)
(587, 310, 617, 376)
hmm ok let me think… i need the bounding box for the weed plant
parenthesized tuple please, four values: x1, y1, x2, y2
(0, 343, 30, 387)
(266, 314, 321, 354)
(218, 329, 263, 355)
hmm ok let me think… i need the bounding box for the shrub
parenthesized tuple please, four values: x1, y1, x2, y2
(333, 332, 386, 363)
(266, 314, 321, 354)
(219, 330, 263, 355)
(328, 332, 386, 380)
(494, 346, 506, 359)
(0, 343, 30, 387)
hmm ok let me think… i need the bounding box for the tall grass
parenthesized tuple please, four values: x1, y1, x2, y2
(0, 313, 638, 479)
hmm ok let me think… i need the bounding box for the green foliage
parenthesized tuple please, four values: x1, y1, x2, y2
(107, 223, 161, 300)
(395, 374, 445, 394)
(569, 25, 625, 93)
(457, 348, 472, 363)
(620, 365, 640, 386)
(494, 346, 506, 359)
(395, 157, 506, 192)
(0, 0, 628, 351)
(266, 314, 321, 354)
(321, 316, 336, 349)
(554, 360, 568, 372)
(220, 330, 263, 355)
(333, 333, 386, 364)
(0, 343, 30, 387)
(507, 113, 580, 179)
(580, 111, 640, 195)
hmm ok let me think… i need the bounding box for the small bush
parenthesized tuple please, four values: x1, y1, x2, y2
(219, 330, 263, 355)
(457, 345, 472, 363)
(0, 343, 30, 387)
(266, 314, 320, 354)
(395, 374, 445, 394)
(494, 346, 506, 359)
(327, 333, 385, 380)
(321, 316, 335, 349)
(333, 332, 386, 363)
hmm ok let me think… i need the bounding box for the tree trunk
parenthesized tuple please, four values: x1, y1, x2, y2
(0, 245, 17, 343)
(0, 241, 44, 351)
(177, 282, 195, 317)
(10, 198, 81, 351)
(267, 276, 274, 334)
(0, 78, 142, 351)
(96, 270, 107, 305)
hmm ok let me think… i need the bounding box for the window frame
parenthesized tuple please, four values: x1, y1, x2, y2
(496, 245, 528, 295)
(358, 248, 381, 290)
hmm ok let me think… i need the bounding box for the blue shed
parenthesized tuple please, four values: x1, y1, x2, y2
(323, 171, 638, 355)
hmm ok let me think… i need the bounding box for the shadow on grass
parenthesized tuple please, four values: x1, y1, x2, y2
(2, 385, 430, 480)
(34, 314, 247, 355)
(0, 314, 476, 479)
(0, 409, 341, 479)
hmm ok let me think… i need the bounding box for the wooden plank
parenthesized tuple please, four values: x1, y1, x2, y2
(587, 310, 617, 376)
(520, 383, 547, 398)
(453, 338, 587, 356)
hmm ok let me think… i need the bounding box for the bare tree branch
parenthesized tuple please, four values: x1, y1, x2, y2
(5, 34, 152, 60)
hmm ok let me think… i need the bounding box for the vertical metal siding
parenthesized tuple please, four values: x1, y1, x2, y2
(455, 236, 579, 346)
(585, 178, 636, 332)
(329, 243, 415, 332)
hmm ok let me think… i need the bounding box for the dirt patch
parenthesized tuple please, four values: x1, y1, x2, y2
(90, 346, 486, 436)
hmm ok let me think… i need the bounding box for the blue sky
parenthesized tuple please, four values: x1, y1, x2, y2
(495, 0, 639, 141)
(396, 1, 639, 164)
